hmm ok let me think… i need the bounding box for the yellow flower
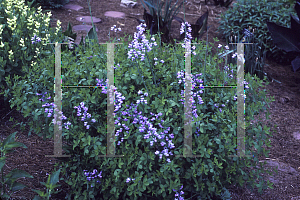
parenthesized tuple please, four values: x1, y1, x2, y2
(37, 6, 42, 15)
(19, 38, 25, 48)
(21, 5, 29, 17)
(34, 47, 41, 58)
(0, 41, 5, 48)
(7, 16, 17, 31)
(44, 11, 52, 25)
(31, 61, 37, 67)
(8, 49, 14, 62)
(1, 0, 60, 64)
(27, 15, 34, 27)
(0, 24, 4, 42)
(0, 24, 4, 34)
(55, 20, 62, 36)
(43, 33, 51, 46)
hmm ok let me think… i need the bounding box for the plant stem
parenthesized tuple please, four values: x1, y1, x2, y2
(145, 52, 158, 87)
(1, 150, 6, 198)
(135, 60, 150, 95)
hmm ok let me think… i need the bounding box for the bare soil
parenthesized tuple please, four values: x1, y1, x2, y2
(1, 0, 300, 199)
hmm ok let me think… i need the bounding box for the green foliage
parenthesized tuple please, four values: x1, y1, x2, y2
(174, 11, 210, 42)
(0, 132, 34, 199)
(266, 0, 300, 73)
(139, 0, 185, 44)
(222, 29, 268, 81)
(2, 37, 106, 139)
(0, 0, 67, 100)
(268, 0, 296, 8)
(140, 0, 185, 32)
(217, 0, 299, 65)
(4, 26, 278, 199)
(24, 0, 69, 10)
(32, 169, 62, 200)
(205, 0, 234, 8)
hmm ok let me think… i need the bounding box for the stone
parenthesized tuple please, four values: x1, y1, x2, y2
(291, 196, 300, 200)
(72, 25, 99, 32)
(293, 131, 300, 140)
(120, 0, 138, 8)
(247, 159, 299, 185)
(104, 11, 125, 19)
(264, 160, 299, 175)
(279, 96, 290, 104)
(76, 16, 101, 24)
(62, 4, 83, 12)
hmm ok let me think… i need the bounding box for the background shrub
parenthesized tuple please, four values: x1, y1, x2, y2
(217, 0, 299, 65)
(24, 0, 70, 10)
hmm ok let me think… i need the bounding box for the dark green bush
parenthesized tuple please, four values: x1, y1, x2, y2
(217, 0, 299, 65)
(4, 27, 278, 199)
(24, 0, 70, 10)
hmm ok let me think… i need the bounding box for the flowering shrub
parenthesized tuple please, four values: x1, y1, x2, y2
(4, 21, 277, 200)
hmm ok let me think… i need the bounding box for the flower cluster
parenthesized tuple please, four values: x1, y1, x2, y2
(173, 185, 184, 200)
(74, 102, 97, 129)
(243, 28, 254, 39)
(108, 24, 122, 41)
(83, 169, 102, 188)
(37, 94, 96, 131)
(0, 24, 4, 48)
(31, 34, 41, 44)
(180, 22, 196, 57)
(153, 57, 165, 66)
(110, 25, 122, 32)
(126, 177, 136, 183)
(127, 23, 158, 61)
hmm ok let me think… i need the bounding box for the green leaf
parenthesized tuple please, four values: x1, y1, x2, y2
(0, 156, 6, 172)
(85, 24, 99, 44)
(91, 95, 96, 104)
(200, 126, 204, 133)
(25, 55, 32, 61)
(1, 132, 18, 150)
(32, 194, 45, 200)
(84, 148, 89, 155)
(131, 74, 137, 80)
(135, 135, 142, 147)
(48, 183, 61, 191)
(0, 192, 10, 199)
(87, 135, 91, 146)
(4, 142, 27, 152)
(48, 169, 61, 187)
(10, 181, 27, 192)
(118, 159, 124, 168)
(5, 169, 33, 180)
(40, 180, 49, 188)
(113, 169, 122, 177)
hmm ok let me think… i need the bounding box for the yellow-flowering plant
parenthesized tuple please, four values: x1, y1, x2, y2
(0, 0, 65, 99)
